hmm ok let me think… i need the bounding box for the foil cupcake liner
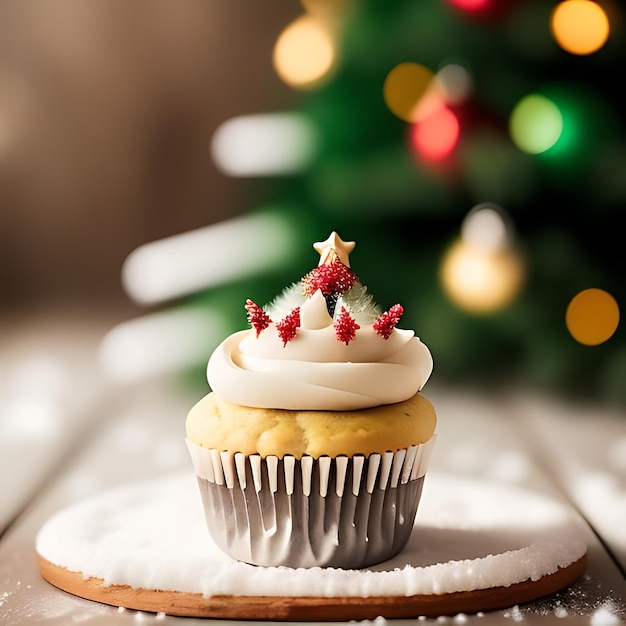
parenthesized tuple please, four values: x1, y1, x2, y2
(186, 436, 436, 569)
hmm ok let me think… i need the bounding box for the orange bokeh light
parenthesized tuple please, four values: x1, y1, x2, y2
(551, 0, 610, 55)
(566, 288, 620, 345)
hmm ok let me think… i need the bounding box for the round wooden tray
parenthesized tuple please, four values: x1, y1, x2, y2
(36, 473, 588, 621)
(39, 554, 586, 621)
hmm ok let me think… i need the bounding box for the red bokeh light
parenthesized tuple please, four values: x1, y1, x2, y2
(410, 106, 460, 162)
(446, 0, 492, 13)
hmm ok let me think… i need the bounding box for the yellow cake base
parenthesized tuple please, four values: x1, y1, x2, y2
(186, 392, 436, 458)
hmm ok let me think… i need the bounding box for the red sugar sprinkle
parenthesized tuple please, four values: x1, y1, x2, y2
(334, 307, 360, 344)
(302, 261, 358, 298)
(276, 307, 301, 346)
(245, 299, 272, 337)
(373, 304, 404, 339)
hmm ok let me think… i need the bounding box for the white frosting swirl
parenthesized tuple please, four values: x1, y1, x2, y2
(207, 291, 433, 411)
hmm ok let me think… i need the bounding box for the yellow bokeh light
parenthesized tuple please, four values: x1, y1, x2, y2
(273, 15, 335, 89)
(440, 239, 525, 315)
(551, 0, 610, 56)
(383, 62, 443, 123)
(566, 288, 619, 345)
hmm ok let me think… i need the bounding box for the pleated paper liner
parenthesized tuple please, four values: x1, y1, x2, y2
(187, 436, 436, 568)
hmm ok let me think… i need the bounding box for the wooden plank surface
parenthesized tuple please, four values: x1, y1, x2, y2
(0, 310, 116, 534)
(1, 379, 624, 624)
(510, 390, 626, 575)
(1, 312, 625, 624)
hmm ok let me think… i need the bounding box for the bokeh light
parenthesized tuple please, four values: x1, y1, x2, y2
(510, 94, 563, 155)
(566, 288, 620, 345)
(410, 105, 460, 161)
(440, 238, 525, 314)
(437, 63, 472, 105)
(122, 212, 297, 305)
(99, 308, 228, 383)
(211, 113, 316, 177)
(273, 15, 335, 89)
(551, 0, 610, 56)
(446, 0, 492, 13)
(461, 203, 511, 253)
(383, 62, 445, 123)
(531, 85, 617, 177)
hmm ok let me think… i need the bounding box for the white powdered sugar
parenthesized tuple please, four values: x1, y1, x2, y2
(36, 472, 587, 598)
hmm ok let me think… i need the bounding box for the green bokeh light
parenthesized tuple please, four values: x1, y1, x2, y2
(531, 85, 616, 182)
(509, 94, 563, 155)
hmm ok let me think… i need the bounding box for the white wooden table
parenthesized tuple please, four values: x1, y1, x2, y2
(1, 312, 625, 624)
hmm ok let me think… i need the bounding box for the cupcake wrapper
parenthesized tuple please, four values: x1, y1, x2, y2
(186, 436, 436, 569)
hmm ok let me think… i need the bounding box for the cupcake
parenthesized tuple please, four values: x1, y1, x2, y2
(186, 232, 436, 569)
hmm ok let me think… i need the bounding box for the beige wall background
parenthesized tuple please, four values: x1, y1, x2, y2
(0, 0, 300, 311)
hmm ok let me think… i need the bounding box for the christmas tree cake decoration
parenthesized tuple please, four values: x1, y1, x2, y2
(334, 306, 360, 344)
(244, 299, 272, 337)
(243, 232, 406, 345)
(373, 304, 404, 339)
(275, 307, 301, 346)
(252, 233, 360, 324)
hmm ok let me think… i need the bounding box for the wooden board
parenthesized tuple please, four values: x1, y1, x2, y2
(36, 473, 590, 620)
(39, 555, 586, 621)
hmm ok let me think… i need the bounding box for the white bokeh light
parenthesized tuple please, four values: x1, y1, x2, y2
(122, 213, 298, 306)
(461, 203, 511, 253)
(211, 113, 316, 177)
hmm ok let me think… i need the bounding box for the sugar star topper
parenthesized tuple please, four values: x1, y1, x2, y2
(313, 232, 356, 267)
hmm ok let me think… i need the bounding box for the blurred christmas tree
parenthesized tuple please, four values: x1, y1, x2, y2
(181, 0, 625, 408)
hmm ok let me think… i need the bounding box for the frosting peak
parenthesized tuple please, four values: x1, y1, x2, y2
(301, 290, 333, 329)
(206, 232, 433, 411)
